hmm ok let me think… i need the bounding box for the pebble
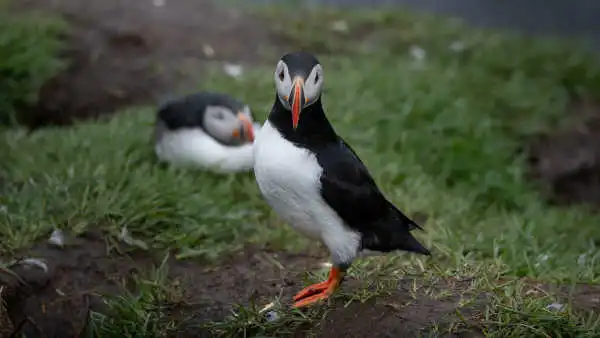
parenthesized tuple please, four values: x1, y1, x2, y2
(265, 310, 279, 322)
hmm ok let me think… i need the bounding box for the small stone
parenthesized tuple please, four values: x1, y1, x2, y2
(48, 229, 65, 247)
(330, 20, 348, 32)
(119, 226, 149, 250)
(546, 302, 565, 312)
(449, 41, 466, 52)
(203, 44, 215, 57)
(19, 258, 48, 272)
(409, 45, 426, 62)
(265, 310, 279, 322)
(223, 63, 244, 78)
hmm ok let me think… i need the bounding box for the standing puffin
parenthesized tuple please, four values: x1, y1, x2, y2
(154, 92, 259, 173)
(253, 52, 431, 308)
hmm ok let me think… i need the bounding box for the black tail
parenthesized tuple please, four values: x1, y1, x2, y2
(360, 203, 431, 255)
(393, 209, 430, 255)
(387, 201, 426, 232)
(396, 231, 431, 255)
(362, 218, 431, 255)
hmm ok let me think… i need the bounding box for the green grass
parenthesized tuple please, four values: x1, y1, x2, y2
(3, 4, 600, 337)
(0, 5, 68, 125)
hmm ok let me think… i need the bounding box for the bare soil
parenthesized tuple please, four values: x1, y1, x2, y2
(318, 277, 488, 338)
(0, 231, 326, 337)
(10, 0, 287, 128)
(528, 98, 600, 208)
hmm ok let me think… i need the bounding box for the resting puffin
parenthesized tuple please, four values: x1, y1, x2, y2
(154, 92, 258, 173)
(253, 52, 431, 308)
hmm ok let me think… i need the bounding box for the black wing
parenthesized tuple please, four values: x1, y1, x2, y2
(157, 95, 205, 130)
(317, 138, 429, 254)
(317, 138, 422, 234)
(156, 92, 245, 130)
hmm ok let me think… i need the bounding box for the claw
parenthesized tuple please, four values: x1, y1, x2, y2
(291, 266, 344, 308)
(293, 280, 330, 301)
(293, 290, 331, 308)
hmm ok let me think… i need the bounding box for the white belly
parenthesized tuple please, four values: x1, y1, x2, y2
(154, 124, 257, 173)
(253, 121, 361, 264)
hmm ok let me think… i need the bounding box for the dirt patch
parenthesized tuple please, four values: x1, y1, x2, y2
(538, 282, 600, 314)
(318, 277, 486, 338)
(527, 98, 600, 208)
(0, 231, 326, 337)
(166, 246, 328, 336)
(10, 0, 285, 128)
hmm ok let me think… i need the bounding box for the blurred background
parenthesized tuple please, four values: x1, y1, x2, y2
(1, 0, 600, 337)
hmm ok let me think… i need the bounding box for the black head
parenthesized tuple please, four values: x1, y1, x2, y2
(274, 52, 324, 130)
(157, 92, 255, 145)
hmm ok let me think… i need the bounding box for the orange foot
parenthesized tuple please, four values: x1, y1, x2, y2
(292, 266, 344, 308)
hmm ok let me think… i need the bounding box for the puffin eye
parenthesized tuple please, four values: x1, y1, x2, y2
(214, 111, 225, 120)
(278, 69, 285, 81)
(314, 72, 320, 84)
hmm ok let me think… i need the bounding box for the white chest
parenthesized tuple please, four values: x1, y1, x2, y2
(253, 121, 361, 264)
(154, 125, 255, 173)
(253, 122, 324, 239)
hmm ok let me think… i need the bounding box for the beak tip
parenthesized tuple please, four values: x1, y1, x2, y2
(236, 112, 255, 143)
(245, 121, 255, 143)
(248, 127, 255, 142)
(290, 79, 304, 130)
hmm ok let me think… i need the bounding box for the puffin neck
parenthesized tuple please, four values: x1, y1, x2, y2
(268, 95, 337, 148)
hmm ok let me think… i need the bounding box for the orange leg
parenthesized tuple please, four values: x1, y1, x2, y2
(293, 271, 333, 301)
(292, 266, 344, 308)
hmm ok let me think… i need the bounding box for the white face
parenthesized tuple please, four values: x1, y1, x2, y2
(204, 105, 255, 145)
(274, 60, 324, 110)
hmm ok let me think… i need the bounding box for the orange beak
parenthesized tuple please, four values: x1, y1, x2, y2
(234, 113, 255, 142)
(288, 77, 305, 130)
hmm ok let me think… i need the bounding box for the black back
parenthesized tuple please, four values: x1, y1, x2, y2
(157, 92, 246, 131)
